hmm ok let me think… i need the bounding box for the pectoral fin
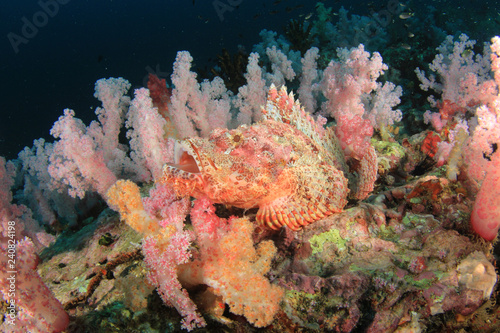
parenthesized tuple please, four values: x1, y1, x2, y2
(256, 164, 349, 230)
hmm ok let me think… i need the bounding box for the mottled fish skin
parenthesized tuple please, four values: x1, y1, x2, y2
(161, 84, 349, 230)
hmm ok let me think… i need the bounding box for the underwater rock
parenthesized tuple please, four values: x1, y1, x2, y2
(457, 251, 497, 300)
(272, 185, 494, 332)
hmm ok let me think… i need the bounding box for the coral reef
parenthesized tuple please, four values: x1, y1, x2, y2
(2, 3, 500, 332)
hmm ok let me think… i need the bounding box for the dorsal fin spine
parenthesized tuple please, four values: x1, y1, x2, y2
(262, 84, 325, 149)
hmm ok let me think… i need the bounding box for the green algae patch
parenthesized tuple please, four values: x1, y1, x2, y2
(309, 229, 347, 255)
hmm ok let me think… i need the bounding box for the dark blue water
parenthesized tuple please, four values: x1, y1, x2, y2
(0, 0, 498, 159)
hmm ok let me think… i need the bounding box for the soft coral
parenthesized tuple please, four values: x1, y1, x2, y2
(470, 152, 500, 241)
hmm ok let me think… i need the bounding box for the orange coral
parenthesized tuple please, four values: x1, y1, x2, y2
(180, 213, 284, 327)
(105, 180, 174, 245)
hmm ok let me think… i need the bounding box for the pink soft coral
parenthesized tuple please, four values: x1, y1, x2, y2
(470, 152, 500, 241)
(469, 36, 500, 241)
(169, 51, 233, 138)
(0, 158, 68, 332)
(105, 180, 203, 330)
(0, 237, 69, 333)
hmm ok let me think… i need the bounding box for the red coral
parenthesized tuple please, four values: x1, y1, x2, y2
(437, 99, 464, 121)
(147, 73, 172, 118)
(408, 256, 427, 274)
(407, 178, 443, 202)
(421, 131, 442, 158)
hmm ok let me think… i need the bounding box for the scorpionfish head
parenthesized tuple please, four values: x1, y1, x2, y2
(161, 128, 260, 203)
(161, 137, 220, 198)
(161, 127, 274, 208)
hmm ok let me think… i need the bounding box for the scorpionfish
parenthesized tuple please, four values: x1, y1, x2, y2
(161, 84, 349, 230)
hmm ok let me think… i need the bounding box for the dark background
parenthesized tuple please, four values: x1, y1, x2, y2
(0, 0, 323, 159)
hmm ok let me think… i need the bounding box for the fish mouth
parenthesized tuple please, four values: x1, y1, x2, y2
(167, 140, 202, 175)
(162, 140, 207, 197)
